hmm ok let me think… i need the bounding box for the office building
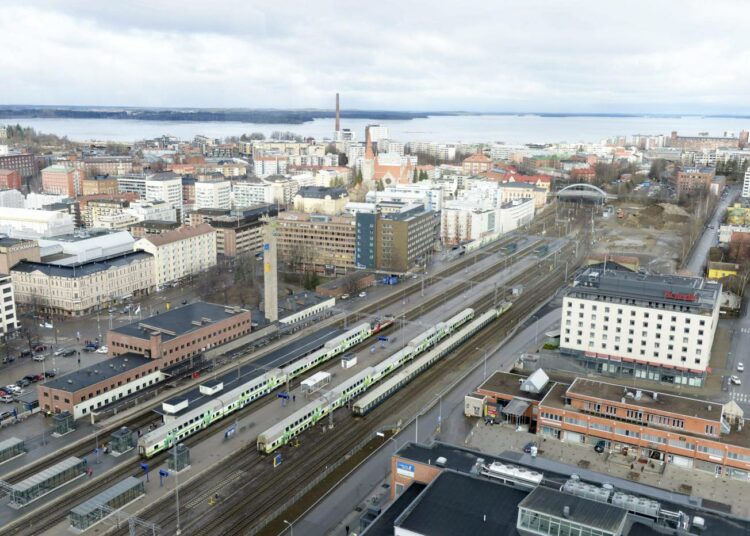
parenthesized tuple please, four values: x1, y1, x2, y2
(41, 165, 84, 196)
(81, 175, 119, 196)
(145, 172, 183, 210)
(195, 179, 231, 210)
(11, 251, 155, 316)
(0, 169, 21, 190)
(0, 153, 35, 179)
(293, 186, 349, 215)
(117, 174, 148, 198)
(233, 178, 274, 207)
(135, 224, 217, 287)
(560, 268, 721, 384)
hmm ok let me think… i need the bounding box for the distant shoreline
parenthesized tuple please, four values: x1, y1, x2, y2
(1, 106, 749, 125)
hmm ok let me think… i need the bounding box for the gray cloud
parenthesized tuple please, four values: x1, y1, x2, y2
(1, 0, 749, 113)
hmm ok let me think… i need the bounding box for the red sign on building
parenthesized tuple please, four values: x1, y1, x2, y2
(664, 290, 697, 302)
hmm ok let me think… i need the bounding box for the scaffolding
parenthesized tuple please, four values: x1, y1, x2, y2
(7, 456, 86, 508)
(0, 437, 25, 465)
(70, 476, 145, 531)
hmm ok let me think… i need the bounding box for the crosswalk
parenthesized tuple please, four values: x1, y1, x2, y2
(740, 327, 750, 335)
(729, 391, 749, 404)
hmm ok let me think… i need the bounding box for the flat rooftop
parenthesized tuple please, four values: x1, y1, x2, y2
(566, 267, 720, 312)
(12, 251, 153, 278)
(395, 471, 526, 536)
(278, 292, 332, 317)
(519, 486, 627, 533)
(43, 353, 152, 393)
(567, 377, 722, 421)
(360, 482, 426, 536)
(477, 371, 552, 402)
(111, 302, 247, 342)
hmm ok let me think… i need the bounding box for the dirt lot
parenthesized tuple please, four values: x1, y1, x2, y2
(596, 201, 690, 274)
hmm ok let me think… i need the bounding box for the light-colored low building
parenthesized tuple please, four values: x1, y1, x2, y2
(0, 207, 75, 239)
(11, 251, 155, 316)
(0, 189, 24, 209)
(292, 186, 349, 215)
(135, 224, 217, 287)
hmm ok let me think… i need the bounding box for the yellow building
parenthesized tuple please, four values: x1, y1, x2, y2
(707, 261, 739, 280)
(726, 204, 750, 225)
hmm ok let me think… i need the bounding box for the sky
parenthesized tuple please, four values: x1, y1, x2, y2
(1, 0, 749, 114)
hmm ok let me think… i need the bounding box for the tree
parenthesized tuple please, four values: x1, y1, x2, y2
(353, 168, 363, 186)
(413, 168, 419, 182)
(648, 159, 667, 180)
(303, 271, 320, 290)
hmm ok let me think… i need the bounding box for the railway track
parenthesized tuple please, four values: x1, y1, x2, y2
(122, 240, 582, 535)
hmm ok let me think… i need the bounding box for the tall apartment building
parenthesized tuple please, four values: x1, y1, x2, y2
(195, 179, 231, 210)
(117, 174, 148, 198)
(11, 251, 155, 316)
(233, 179, 274, 207)
(275, 212, 356, 275)
(135, 224, 217, 287)
(0, 275, 20, 339)
(191, 205, 277, 258)
(742, 168, 750, 198)
(41, 165, 84, 196)
(145, 172, 183, 209)
(0, 169, 21, 190)
(253, 156, 288, 178)
(0, 153, 35, 179)
(560, 268, 721, 385)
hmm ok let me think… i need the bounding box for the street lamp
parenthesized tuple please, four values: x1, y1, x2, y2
(283, 519, 293, 536)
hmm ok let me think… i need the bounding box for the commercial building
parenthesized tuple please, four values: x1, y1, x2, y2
(366, 183, 444, 212)
(24, 192, 68, 210)
(37, 354, 161, 418)
(0, 237, 40, 274)
(80, 156, 133, 177)
(441, 198, 535, 245)
(116, 174, 148, 198)
(0, 208, 75, 239)
(0, 274, 20, 339)
(145, 172, 183, 210)
(195, 205, 276, 258)
(36, 229, 135, 265)
(500, 182, 548, 209)
(134, 224, 217, 288)
(560, 268, 721, 385)
(77, 194, 140, 228)
(0, 169, 21, 190)
(293, 186, 349, 215)
(707, 261, 739, 281)
(41, 165, 84, 196)
(0, 189, 24, 208)
(130, 220, 181, 238)
(108, 302, 251, 367)
(275, 211, 356, 275)
(673, 167, 715, 197)
(233, 178, 274, 207)
(462, 152, 493, 174)
(124, 200, 177, 223)
(668, 130, 744, 151)
(195, 179, 231, 210)
(11, 251, 155, 316)
(81, 175, 119, 196)
(0, 153, 35, 179)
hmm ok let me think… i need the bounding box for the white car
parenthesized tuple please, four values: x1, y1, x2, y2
(96, 346, 108, 354)
(358, 291, 367, 298)
(738, 363, 745, 373)
(730, 375, 742, 385)
(4, 385, 20, 393)
(32, 354, 46, 362)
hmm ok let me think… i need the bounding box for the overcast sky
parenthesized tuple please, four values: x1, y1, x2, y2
(2, 0, 749, 114)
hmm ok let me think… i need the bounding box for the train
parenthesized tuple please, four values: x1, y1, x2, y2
(256, 307, 486, 453)
(137, 315, 394, 458)
(352, 304, 510, 416)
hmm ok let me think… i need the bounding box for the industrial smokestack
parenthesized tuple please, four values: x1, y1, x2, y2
(335, 93, 340, 133)
(365, 125, 374, 159)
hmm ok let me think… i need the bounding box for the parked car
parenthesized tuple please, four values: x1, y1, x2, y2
(33, 344, 47, 352)
(2, 356, 15, 364)
(82, 346, 95, 353)
(23, 375, 37, 383)
(15, 378, 30, 388)
(0, 395, 12, 404)
(61, 349, 76, 357)
(96, 346, 108, 354)
(18, 350, 32, 358)
(53, 347, 71, 356)
(594, 440, 607, 453)
(44, 370, 57, 378)
(731, 375, 742, 385)
(738, 362, 745, 373)
(32, 354, 46, 362)
(0, 410, 13, 419)
(358, 291, 367, 298)
(340, 294, 350, 300)
(5, 385, 20, 393)
(523, 441, 538, 454)
(34, 374, 45, 382)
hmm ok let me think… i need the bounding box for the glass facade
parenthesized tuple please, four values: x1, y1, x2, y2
(518, 507, 616, 536)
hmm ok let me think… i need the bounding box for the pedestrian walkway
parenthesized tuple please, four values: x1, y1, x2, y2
(465, 420, 750, 519)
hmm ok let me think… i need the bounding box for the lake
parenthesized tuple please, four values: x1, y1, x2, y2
(3, 114, 750, 145)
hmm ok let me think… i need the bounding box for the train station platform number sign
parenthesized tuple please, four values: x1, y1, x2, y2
(396, 461, 415, 478)
(274, 453, 282, 468)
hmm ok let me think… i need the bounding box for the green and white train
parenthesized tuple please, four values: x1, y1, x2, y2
(138, 316, 394, 458)
(257, 308, 477, 453)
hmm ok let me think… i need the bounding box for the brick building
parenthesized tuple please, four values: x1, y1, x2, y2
(81, 175, 119, 196)
(0, 153, 35, 179)
(673, 166, 715, 197)
(41, 165, 85, 196)
(0, 169, 21, 190)
(461, 153, 493, 175)
(108, 302, 251, 367)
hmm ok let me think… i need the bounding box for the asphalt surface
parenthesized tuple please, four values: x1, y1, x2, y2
(685, 185, 739, 276)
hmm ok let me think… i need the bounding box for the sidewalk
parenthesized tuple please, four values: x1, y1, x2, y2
(466, 421, 750, 518)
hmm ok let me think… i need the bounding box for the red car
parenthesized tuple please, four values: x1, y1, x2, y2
(34, 374, 45, 382)
(33, 344, 47, 352)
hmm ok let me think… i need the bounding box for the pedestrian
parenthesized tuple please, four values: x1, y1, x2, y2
(346, 525, 349, 535)
(292, 395, 296, 403)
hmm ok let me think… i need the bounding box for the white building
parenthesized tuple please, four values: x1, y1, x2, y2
(135, 224, 217, 287)
(253, 156, 288, 178)
(233, 180, 274, 208)
(124, 200, 177, 223)
(0, 274, 20, 339)
(347, 144, 366, 167)
(24, 192, 67, 210)
(37, 230, 135, 265)
(0, 208, 75, 239)
(367, 125, 390, 143)
(0, 189, 24, 209)
(117, 174, 148, 198)
(368, 183, 445, 212)
(742, 168, 750, 198)
(560, 269, 721, 385)
(145, 172, 183, 210)
(195, 180, 231, 210)
(440, 191, 533, 245)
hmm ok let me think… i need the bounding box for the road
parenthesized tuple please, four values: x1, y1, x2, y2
(684, 184, 739, 275)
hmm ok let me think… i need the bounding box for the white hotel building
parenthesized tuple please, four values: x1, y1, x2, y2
(560, 268, 721, 386)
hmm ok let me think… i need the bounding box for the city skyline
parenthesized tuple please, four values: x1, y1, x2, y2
(2, 0, 749, 114)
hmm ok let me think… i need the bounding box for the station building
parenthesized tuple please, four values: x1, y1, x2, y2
(470, 371, 750, 481)
(560, 268, 721, 386)
(107, 301, 251, 367)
